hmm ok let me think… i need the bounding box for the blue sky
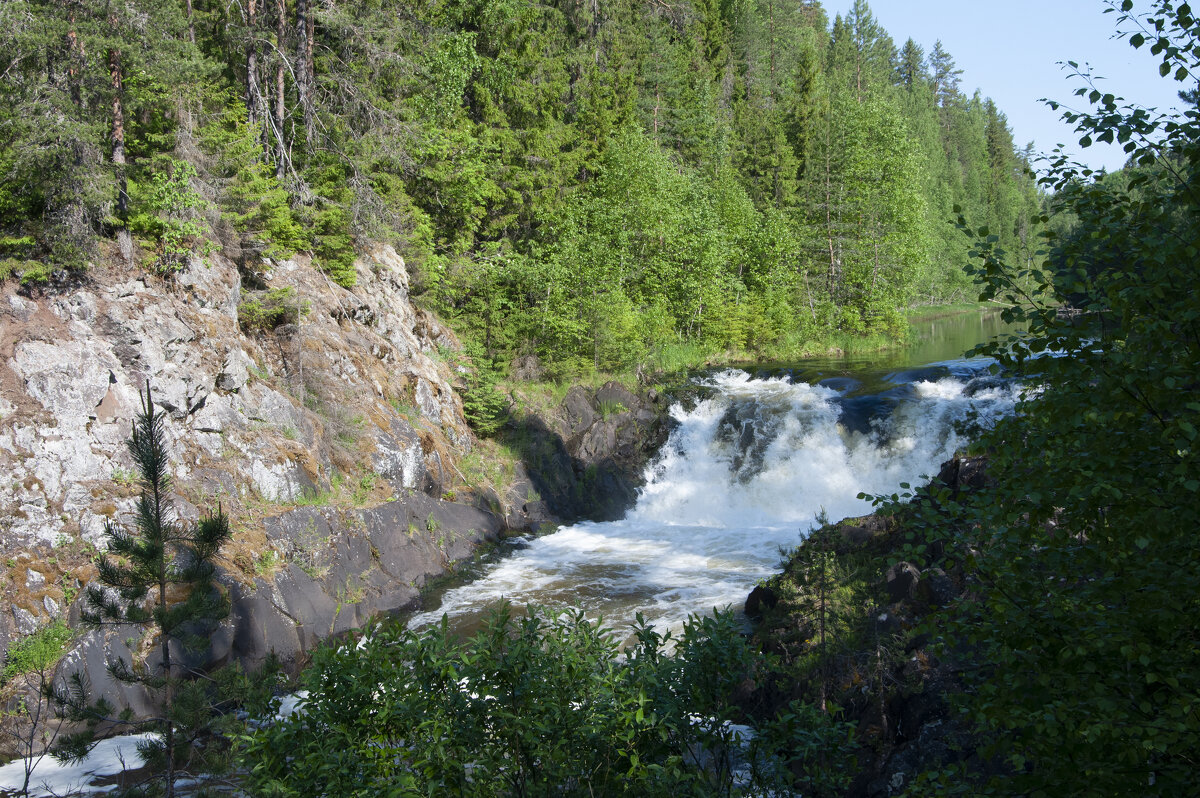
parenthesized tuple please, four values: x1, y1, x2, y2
(824, 0, 1188, 173)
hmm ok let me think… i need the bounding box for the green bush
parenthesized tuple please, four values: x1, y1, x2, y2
(198, 94, 308, 259)
(2, 619, 74, 684)
(127, 159, 216, 273)
(238, 287, 311, 333)
(240, 605, 850, 797)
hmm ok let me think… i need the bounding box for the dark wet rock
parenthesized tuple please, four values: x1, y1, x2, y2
(511, 381, 672, 523)
(884, 365, 951, 385)
(836, 394, 899, 435)
(817, 376, 861, 394)
(916, 567, 958, 608)
(885, 561, 921, 602)
(744, 585, 779, 619)
(962, 374, 1008, 397)
(935, 456, 992, 499)
(716, 400, 781, 482)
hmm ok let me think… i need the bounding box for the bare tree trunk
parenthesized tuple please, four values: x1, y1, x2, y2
(109, 50, 126, 217)
(295, 0, 315, 142)
(109, 36, 132, 262)
(185, 0, 196, 44)
(246, 0, 267, 153)
(273, 0, 288, 179)
(65, 7, 85, 108)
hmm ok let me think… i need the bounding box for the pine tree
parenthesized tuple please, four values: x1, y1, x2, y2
(927, 39, 963, 107)
(55, 386, 232, 798)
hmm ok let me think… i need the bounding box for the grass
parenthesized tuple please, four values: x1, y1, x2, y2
(275, 471, 385, 510)
(597, 398, 627, 419)
(456, 442, 519, 497)
(254, 549, 282, 577)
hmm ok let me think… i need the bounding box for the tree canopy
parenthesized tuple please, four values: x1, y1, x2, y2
(0, 0, 1040, 375)
(877, 1, 1200, 791)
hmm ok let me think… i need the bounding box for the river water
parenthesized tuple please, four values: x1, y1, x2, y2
(0, 310, 1021, 796)
(409, 309, 1023, 636)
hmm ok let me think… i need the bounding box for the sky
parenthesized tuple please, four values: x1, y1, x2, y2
(825, 0, 1189, 173)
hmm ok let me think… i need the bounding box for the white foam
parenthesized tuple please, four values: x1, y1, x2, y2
(410, 368, 1018, 636)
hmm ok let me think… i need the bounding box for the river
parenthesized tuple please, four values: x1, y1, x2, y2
(0, 309, 1020, 797)
(409, 308, 1023, 637)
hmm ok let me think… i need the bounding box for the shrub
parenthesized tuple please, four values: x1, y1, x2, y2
(1, 620, 74, 685)
(238, 287, 310, 333)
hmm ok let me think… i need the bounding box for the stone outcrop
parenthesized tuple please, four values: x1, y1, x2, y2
(0, 246, 541, 714)
(506, 380, 671, 522)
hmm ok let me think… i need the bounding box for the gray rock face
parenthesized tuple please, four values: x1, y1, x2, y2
(12, 607, 38, 635)
(0, 245, 528, 714)
(510, 381, 671, 522)
(213, 493, 504, 671)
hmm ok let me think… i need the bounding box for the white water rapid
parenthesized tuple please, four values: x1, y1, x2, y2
(410, 359, 1021, 637)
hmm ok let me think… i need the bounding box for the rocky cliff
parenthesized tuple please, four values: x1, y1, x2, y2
(0, 246, 550, 717)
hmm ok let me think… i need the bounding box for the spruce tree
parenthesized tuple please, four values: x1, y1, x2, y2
(55, 386, 232, 798)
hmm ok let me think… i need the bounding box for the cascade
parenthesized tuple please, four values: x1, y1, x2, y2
(411, 359, 1021, 635)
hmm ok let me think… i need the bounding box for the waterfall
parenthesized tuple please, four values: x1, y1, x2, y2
(410, 362, 1020, 635)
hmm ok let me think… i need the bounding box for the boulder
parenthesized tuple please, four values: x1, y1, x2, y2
(885, 562, 921, 603)
(562, 387, 596, 436)
(744, 584, 779, 619)
(915, 567, 958, 608)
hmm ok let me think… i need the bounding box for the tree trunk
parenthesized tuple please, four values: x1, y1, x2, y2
(273, 0, 288, 179)
(185, 0, 196, 44)
(109, 48, 126, 218)
(296, 0, 315, 142)
(108, 38, 132, 262)
(151, 448, 175, 798)
(65, 9, 85, 108)
(246, 0, 267, 152)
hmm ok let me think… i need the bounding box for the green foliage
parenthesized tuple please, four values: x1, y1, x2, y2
(864, 5, 1200, 793)
(459, 341, 510, 437)
(242, 605, 848, 796)
(238, 287, 311, 333)
(0, 0, 1040, 362)
(1, 620, 74, 685)
(197, 96, 307, 259)
(128, 159, 216, 273)
(54, 387, 233, 797)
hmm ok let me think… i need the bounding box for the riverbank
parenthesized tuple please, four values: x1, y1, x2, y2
(745, 455, 993, 797)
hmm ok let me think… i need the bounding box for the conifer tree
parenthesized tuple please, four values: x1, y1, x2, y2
(927, 39, 963, 107)
(55, 386, 232, 798)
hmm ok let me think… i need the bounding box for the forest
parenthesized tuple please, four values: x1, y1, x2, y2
(0, 0, 1041, 374)
(2, 0, 1198, 794)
